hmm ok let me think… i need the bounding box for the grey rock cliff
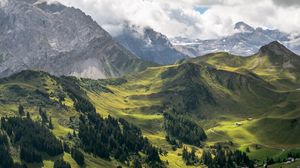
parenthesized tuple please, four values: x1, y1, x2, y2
(0, 0, 153, 79)
(115, 25, 187, 65)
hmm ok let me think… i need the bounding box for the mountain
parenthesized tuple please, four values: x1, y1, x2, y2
(115, 25, 187, 65)
(1, 52, 300, 167)
(0, 0, 155, 79)
(286, 35, 300, 54)
(181, 41, 300, 89)
(1, 2, 300, 166)
(173, 21, 296, 57)
(234, 21, 255, 33)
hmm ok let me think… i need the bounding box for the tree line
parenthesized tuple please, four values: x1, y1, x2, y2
(1, 117, 63, 163)
(164, 113, 207, 147)
(78, 112, 163, 167)
(181, 145, 254, 168)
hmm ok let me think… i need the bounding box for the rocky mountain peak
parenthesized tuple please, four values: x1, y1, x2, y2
(115, 24, 187, 65)
(234, 21, 255, 33)
(0, 0, 153, 79)
(34, 0, 66, 13)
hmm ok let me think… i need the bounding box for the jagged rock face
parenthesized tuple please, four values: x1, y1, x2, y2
(115, 25, 187, 65)
(172, 22, 298, 57)
(0, 0, 151, 79)
(234, 21, 255, 33)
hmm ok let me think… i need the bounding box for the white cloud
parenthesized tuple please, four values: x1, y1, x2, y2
(0, 0, 8, 7)
(54, 0, 300, 39)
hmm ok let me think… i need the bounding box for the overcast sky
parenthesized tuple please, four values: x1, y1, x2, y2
(54, 0, 300, 39)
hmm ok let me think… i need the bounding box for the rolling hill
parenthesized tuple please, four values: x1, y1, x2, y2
(1, 52, 300, 167)
(181, 41, 300, 90)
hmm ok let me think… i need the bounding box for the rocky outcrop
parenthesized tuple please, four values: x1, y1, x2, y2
(0, 0, 153, 79)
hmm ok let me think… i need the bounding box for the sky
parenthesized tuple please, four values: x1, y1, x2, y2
(54, 0, 300, 40)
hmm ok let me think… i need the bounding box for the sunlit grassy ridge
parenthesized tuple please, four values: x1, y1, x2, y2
(183, 42, 300, 90)
(78, 61, 300, 165)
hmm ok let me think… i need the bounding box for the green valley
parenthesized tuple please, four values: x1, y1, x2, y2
(0, 42, 300, 167)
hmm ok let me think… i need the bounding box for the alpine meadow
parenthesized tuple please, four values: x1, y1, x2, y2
(0, 0, 300, 168)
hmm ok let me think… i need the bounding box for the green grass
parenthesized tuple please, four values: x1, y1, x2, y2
(185, 51, 300, 90)
(81, 63, 300, 165)
(268, 159, 300, 168)
(246, 118, 300, 146)
(1, 58, 300, 167)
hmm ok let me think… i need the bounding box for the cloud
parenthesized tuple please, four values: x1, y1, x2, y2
(272, 0, 300, 7)
(54, 0, 300, 39)
(0, 0, 8, 7)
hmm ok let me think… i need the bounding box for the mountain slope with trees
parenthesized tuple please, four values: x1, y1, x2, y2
(0, 43, 300, 167)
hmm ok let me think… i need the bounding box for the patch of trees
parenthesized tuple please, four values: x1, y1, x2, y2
(39, 107, 48, 122)
(287, 151, 300, 158)
(165, 135, 182, 150)
(53, 159, 71, 168)
(74, 96, 96, 113)
(20, 146, 42, 163)
(201, 146, 254, 168)
(164, 113, 207, 146)
(1, 117, 63, 163)
(0, 132, 14, 168)
(71, 148, 85, 166)
(263, 151, 300, 166)
(78, 113, 162, 167)
(58, 77, 96, 113)
(0, 132, 27, 168)
(181, 145, 254, 167)
(0, 145, 14, 168)
(182, 147, 199, 165)
(8, 85, 28, 96)
(18, 105, 25, 116)
(34, 89, 50, 99)
(38, 107, 53, 129)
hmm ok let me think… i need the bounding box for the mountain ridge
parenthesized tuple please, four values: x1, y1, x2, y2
(115, 24, 188, 65)
(0, 0, 155, 79)
(183, 41, 300, 89)
(172, 22, 298, 57)
(234, 21, 255, 33)
(0, 50, 300, 167)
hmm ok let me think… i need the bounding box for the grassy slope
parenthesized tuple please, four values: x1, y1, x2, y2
(175, 42, 300, 162)
(0, 54, 300, 167)
(0, 71, 126, 168)
(80, 62, 300, 164)
(184, 50, 300, 90)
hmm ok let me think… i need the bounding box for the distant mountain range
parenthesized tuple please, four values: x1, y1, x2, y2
(172, 22, 300, 57)
(0, 0, 154, 79)
(115, 24, 187, 65)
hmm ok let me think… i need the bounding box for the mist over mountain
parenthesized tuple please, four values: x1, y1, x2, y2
(115, 24, 187, 65)
(1, 1, 300, 168)
(172, 22, 300, 57)
(0, 0, 153, 79)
